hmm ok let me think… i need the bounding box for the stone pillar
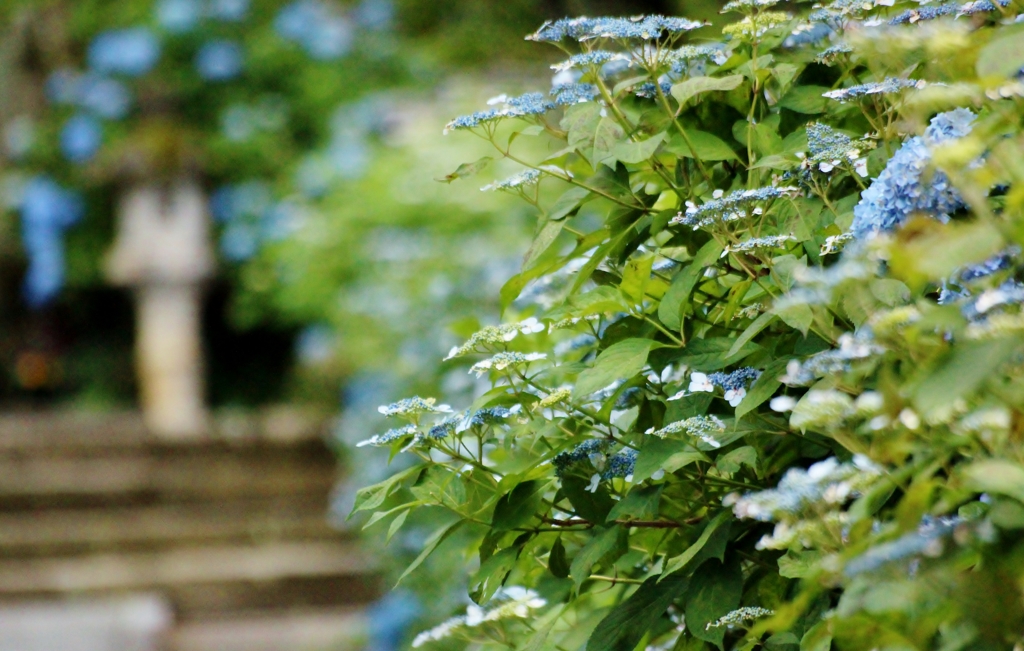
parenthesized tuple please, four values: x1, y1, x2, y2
(106, 179, 215, 438)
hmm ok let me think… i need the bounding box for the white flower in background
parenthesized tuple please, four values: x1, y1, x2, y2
(770, 395, 797, 412)
(724, 387, 746, 407)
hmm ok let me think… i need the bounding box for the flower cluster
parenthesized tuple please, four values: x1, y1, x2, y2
(378, 396, 453, 417)
(822, 77, 923, 103)
(672, 187, 793, 231)
(803, 122, 870, 177)
(844, 516, 962, 576)
(667, 45, 730, 73)
(722, 12, 792, 40)
(706, 606, 775, 629)
(646, 416, 726, 447)
(356, 424, 418, 448)
(469, 352, 547, 377)
(782, 22, 833, 48)
(682, 368, 762, 406)
(274, 0, 354, 60)
(552, 439, 611, 476)
(779, 331, 882, 386)
(816, 43, 852, 64)
(634, 81, 673, 99)
(729, 455, 883, 522)
(550, 83, 600, 105)
(481, 169, 543, 193)
(444, 318, 546, 360)
(723, 235, 795, 255)
(411, 587, 547, 648)
(445, 93, 556, 133)
(526, 15, 706, 43)
(551, 51, 630, 72)
(889, 0, 1007, 24)
(850, 109, 975, 239)
(722, 0, 782, 12)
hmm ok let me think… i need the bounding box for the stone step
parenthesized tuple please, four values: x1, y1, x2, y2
(0, 540, 371, 595)
(169, 607, 366, 651)
(0, 448, 338, 507)
(0, 499, 344, 557)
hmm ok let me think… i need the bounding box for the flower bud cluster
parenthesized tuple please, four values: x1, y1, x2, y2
(646, 415, 726, 447)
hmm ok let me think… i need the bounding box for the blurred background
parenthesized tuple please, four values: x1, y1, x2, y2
(0, 0, 716, 649)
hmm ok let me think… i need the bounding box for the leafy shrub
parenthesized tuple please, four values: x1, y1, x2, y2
(352, 2, 1024, 649)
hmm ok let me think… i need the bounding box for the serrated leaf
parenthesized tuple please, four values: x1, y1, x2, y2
(671, 75, 745, 106)
(523, 220, 565, 270)
(492, 480, 546, 530)
(349, 466, 420, 517)
(685, 557, 743, 647)
(549, 185, 593, 221)
(586, 573, 690, 651)
(683, 131, 739, 161)
(608, 132, 666, 165)
(778, 550, 822, 579)
(436, 156, 493, 183)
(658, 240, 725, 330)
(397, 519, 463, 585)
(728, 312, 776, 358)
(778, 86, 830, 114)
(736, 358, 788, 419)
(593, 118, 627, 168)
(571, 526, 620, 591)
(661, 511, 731, 578)
(574, 338, 660, 399)
(633, 438, 705, 483)
(607, 484, 662, 522)
(563, 102, 603, 152)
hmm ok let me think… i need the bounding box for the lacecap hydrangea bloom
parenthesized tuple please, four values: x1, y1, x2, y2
(850, 108, 976, 239)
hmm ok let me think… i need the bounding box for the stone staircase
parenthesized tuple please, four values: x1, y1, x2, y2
(0, 409, 377, 651)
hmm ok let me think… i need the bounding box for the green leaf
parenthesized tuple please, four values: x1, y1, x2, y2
(549, 537, 571, 578)
(658, 240, 724, 330)
(410, 466, 468, 511)
(397, 520, 463, 585)
(673, 337, 761, 372)
(607, 484, 662, 522)
(349, 466, 420, 517)
(913, 339, 1019, 417)
(685, 557, 743, 648)
(621, 255, 655, 304)
(549, 186, 593, 221)
(633, 437, 704, 483)
(523, 220, 565, 270)
(386, 509, 409, 544)
(492, 480, 546, 530)
(778, 550, 822, 579)
(778, 86, 830, 114)
(586, 573, 690, 651)
(671, 75, 745, 106)
(571, 526, 620, 591)
(800, 622, 833, 651)
(736, 358, 788, 419)
(574, 338, 660, 399)
(547, 285, 628, 321)
(671, 128, 737, 160)
(563, 102, 603, 152)
(661, 511, 731, 578)
(520, 605, 567, 651)
(775, 302, 813, 335)
(563, 476, 615, 523)
(728, 312, 776, 358)
(869, 279, 911, 307)
(436, 156, 493, 183)
(609, 132, 667, 165)
(593, 118, 627, 168)
(962, 460, 1024, 504)
(715, 446, 758, 475)
(472, 546, 519, 602)
(977, 26, 1024, 79)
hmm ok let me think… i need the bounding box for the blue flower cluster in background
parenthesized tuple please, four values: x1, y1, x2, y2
(195, 40, 244, 81)
(87, 28, 161, 77)
(851, 109, 976, 239)
(17, 176, 85, 308)
(210, 181, 301, 260)
(156, 0, 251, 32)
(275, 0, 354, 60)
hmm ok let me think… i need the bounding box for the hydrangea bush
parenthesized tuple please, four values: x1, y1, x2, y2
(352, 1, 1024, 649)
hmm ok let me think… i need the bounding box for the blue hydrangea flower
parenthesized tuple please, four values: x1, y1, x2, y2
(550, 83, 599, 105)
(634, 81, 672, 99)
(672, 186, 793, 231)
(782, 22, 832, 48)
(851, 109, 976, 239)
(527, 15, 706, 42)
(77, 75, 132, 119)
(18, 176, 85, 307)
(156, 0, 202, 32)
(195, 40, 244, 81)
(275, 0, 353, 60)
(445, 92, 556, 133)
(87, 28, 161, 77)
(353, 0, 394, 31)
(59, 114, 103, 163)
(823, 78, 922, 103)
(208, 0, 250, 21)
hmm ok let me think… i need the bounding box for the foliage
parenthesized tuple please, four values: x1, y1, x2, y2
(352, 1, 1024, 650)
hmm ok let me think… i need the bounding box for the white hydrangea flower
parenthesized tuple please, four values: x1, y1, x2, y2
(724, 387, 746, 407)
(688, 372, 714, 393)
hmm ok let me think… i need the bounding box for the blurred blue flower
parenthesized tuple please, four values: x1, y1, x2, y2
(195, 40, 244, 81)
(60, 114, 103, 163)
(44, 69, 81, 105)
(296, 154, 336, 197)
(220, 221, 260, 260)
(208, 0, 250, 21)
(156, 0, 202, 32)
(261, 200, 300, 240)
(365, 591, 420, 651)
(295, 324, 336, 366)
(88, 28, 161, 77)
(77, 75, 132, 119)
(18, 176, 85, 308)
(329, 136, 370, 179)
(210, 180, 272, 222)
(275, 0, 353, 60)
(353, 0, 394, 31)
